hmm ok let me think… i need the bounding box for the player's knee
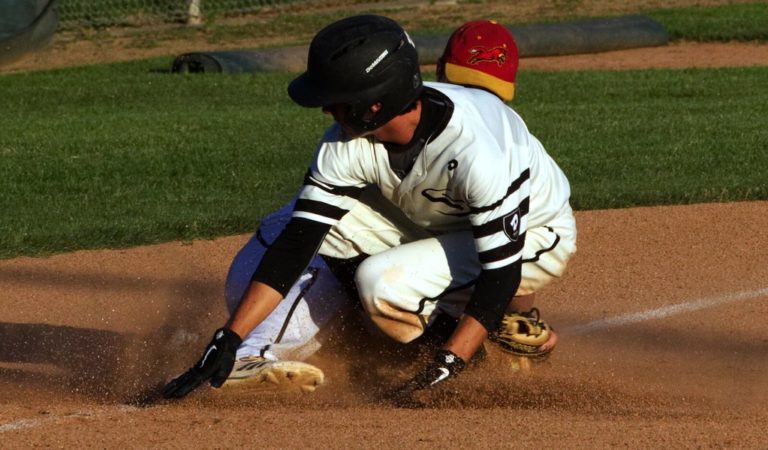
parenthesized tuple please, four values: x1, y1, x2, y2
(355, 258, 409, 312)
(354, 257, 428, 343)
(355, 257, 387, 313)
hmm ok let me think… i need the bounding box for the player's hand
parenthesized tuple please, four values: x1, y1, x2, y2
(162, 328, 243, 399)
(387, 349, 466, 407)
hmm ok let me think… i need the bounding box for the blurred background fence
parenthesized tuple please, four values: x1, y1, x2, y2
(57, 0, 306, 29)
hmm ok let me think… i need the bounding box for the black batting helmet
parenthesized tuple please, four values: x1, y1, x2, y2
(288, 15, 423, 134)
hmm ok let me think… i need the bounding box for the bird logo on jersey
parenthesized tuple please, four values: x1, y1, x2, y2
(503, 208, 521, 241)
(467, 46, 507, 67)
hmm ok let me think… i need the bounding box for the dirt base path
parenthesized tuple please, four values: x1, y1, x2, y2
(4, 36, 768, 74)
(521, 40, 768, 71)
(1, 201, 766, 447)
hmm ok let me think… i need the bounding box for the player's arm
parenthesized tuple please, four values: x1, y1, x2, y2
(451, 165, 530, 355)
(164, 176, 364, 400)
(390, 162, 529, 404)
(445, 260, 524, 358)
(228, 216, 333, 337)
(163, 129, 367, 399)
(389, 260, 523, 406)
(162, 216, 332, 399)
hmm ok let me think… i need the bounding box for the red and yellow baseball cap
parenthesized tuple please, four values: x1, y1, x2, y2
(437, 20, 519, 101)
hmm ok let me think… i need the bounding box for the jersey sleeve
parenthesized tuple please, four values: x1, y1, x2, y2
(251, 217, 330, 296)
(466, 149, 530, 271)
(463, 141, 531, 330)
(292, 125, 369, 226)
(252, 125, 370, 297)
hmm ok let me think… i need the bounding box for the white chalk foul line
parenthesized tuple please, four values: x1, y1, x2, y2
(561, 286, 768, 336)
(0, 418, 54, 433)
(0, 405, 141, 434)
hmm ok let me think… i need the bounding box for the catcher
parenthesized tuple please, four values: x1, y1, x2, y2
(163, 16, 576, 402)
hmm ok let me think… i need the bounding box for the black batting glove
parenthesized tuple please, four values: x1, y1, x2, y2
(388, 349, 467, 407)
(162, 327, 243, 399)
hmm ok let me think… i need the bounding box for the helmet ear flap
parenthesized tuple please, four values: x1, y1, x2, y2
(343, 101, 379, 135)
(354, 65, 423, 133)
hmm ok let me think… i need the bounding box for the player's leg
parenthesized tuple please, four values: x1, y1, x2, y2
(354, 230, 478, 343)
(222, 210, 352, 391)
(229, 257, 348, 362)
(507, 294, 535, 313)
(224, 257, 347, 391)
(352, 204, 576, 352)
(224, 187, 427, 386)
(224, 190, 428, 389)
(224, 204, 350, 362)
(516, 206, 577, 297)
(225, 201, 295, 312)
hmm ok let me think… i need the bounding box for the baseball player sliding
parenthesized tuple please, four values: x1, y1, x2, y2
(163, 16, 576, 405)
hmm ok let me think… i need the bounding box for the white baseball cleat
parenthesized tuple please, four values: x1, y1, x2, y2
(223, 356, 324, 392)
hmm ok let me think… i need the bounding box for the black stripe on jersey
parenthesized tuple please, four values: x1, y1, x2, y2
(469, 168, 530, 215)
(302, 170, 364, 199)
(478, 231, 527, 265)
(294, 198, 348, 220)
(472, 197, 530, 238)
(522, 227, 561, 263)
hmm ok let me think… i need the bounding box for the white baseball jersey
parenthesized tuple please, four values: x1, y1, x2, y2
(241, 82, 575, 347)
(293, 82, 570, 272)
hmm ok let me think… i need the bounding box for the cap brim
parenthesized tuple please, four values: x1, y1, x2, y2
(288, 72, 361, 108)
(445, 62, 515, 102)
(288, 73, 327, 107)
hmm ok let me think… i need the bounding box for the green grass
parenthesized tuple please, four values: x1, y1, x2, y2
(0, 59, 329, 258)
(503, 3, 768, 43)
(513, 67, 768, 209)
(1, 61, 766, 259)
(647, 2, 768, 42)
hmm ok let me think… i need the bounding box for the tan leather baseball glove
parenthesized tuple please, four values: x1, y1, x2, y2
(488, 308, 554, 360)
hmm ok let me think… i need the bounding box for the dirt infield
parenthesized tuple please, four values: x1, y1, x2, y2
(2, 4, 768, 446)
(1, 201, 767, 447)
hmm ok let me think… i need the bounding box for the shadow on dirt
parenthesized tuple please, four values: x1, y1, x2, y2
(0, 322, 126, 397)
(0, 265, 227, 405)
